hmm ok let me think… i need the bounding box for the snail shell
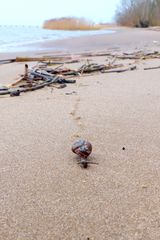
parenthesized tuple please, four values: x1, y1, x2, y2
(72, 139, 92, 159)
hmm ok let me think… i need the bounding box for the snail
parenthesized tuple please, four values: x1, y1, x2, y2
(72, 139, 98, 168)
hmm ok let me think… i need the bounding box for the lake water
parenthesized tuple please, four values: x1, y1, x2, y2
(0, 25, 115, 52)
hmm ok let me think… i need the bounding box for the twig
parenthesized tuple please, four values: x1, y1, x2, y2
(144, 66, 160, 70)
(0, 59, 16, 65)
(102, 66, 137, 73)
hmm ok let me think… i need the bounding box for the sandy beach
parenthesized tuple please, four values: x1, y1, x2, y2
(1, 28, 160, 240)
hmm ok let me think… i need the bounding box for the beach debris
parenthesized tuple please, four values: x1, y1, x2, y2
(1, 50, 160, 66)
(0, 56, 79, 65)
(72, 139, 98, 168)
(0, 59, 137, 97)
(9, 89, 20, 97)
(110, 50, 160, 60)
(65, 91, 77, 95)
(15, 56, 75, 63)
(2, 49, 159, 97)
(0, 59, 15, 64)
(102, 65, 137, 73)
(39, 59, 79, 65)
(0, 64, 76, 96)
(144, 66, 160, 70)
(122, 147, 126, 151)
(46, 62, 124, 76)
(77, 62, 123, 74)
(0, 86, 8, 91)
(24, 64, 29, 79)
(80, 50, 160, 60)
(46, 68, 80, 76)
(78, 63, 107, 74)
(52, 83, 67, 89)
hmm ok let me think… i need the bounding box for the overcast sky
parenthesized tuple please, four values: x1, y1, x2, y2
(0, 0, 120, 26)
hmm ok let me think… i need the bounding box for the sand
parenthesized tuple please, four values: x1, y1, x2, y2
(1, 28, 160, 240)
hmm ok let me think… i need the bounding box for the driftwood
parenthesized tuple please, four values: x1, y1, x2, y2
(0, 75, 58, 95)
(1, 50, 160, 66)
(0, 58, 79, 66)
(27, 69, 76, 84)
(80, 50, 160, 60)
(15, 56, 73, 62)
(39, 60, 79, 65)
(0, 75, 75, 96)
(2, 51, 154, 97)
(79, 50, 160, 60)
(110, 51, 160, 60)
(78, 63, 123, 74)
(8, 76, 25, 88)
(144, 66, 160, 70)
(0, 63, 76, 96)
(44, 67, 79, 76)
(79, 63, 107, 73)
(81, 52, 113, 58)
(102, 66, 137, 73)
(24, 64, 29, 79)
(36, 63, 124, 77)
(0, 59, 16, 65)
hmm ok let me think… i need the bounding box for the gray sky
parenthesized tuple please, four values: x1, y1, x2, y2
(0, 0, 120, 26)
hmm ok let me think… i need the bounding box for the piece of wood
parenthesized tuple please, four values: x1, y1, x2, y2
(24, 64, 28, 79)
(0, 59, 16, 64)
(15, 56, 72, 62)
(0, 90, 9, 95)
(81, 52, 113, 57)
(102, 66, 136, 73)
(8, 76, 25, 88)
(0, 75, 60, 96)
(40, 60, 79, 65)
(144, 66, 160, 70)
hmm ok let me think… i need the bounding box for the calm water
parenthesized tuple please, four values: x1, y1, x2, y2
(0, 25, 115, 52)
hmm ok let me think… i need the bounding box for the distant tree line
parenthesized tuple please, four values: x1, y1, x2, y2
(43, 17, 100, 30)
(116, 0, 160, 27)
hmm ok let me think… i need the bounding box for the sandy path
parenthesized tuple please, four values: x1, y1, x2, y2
(1, 56, 160, 239)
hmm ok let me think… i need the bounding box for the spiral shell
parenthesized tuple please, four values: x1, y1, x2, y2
(72, 139, 92, 159)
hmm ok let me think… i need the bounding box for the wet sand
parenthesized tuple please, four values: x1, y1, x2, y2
(1, 28, 160, 239)
(1, 27, 160, 59)
(39, 27, 160, 53)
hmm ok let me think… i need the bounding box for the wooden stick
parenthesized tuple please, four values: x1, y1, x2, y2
(0, 59, 16, 64)
(24, 64, 28, 79)
(7, 76, 25, 88)
(15, 56, 72, 62)
(102, 66, 137, 73)
(144, 66, 160, 70)
(0, 75, 60, 96)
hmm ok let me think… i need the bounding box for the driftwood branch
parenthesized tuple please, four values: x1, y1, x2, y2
(0, 63, 76, 96)
(8, 76, 25, 87)
(0, 59, 16, 65)
(144, 66, 160, 70)
(102, 66, 137, 73)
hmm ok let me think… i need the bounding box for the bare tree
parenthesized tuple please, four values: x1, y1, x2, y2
(116, 0, 160, 27)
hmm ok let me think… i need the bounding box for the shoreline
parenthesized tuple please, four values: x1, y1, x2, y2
(0, 28, 116, 58)
(1, 27, 160, 239)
